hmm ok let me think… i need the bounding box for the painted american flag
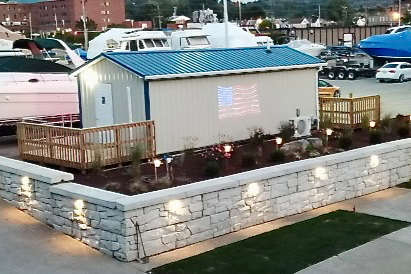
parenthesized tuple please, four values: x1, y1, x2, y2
(218, 84, 261, 119)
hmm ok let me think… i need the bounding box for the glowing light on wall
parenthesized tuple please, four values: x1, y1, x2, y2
(315, 167, 328, 180)
(248, 183, 260, 196)
(218, 84, 260, 119)
(20, 176, 32, 199)
(73, 199, 87, 229)
(370, 155, 380, 168)
(168, 200, 183, 215)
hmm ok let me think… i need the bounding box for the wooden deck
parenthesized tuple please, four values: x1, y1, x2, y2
(17, 121, 156, 170)
(319, 95, 380, 129)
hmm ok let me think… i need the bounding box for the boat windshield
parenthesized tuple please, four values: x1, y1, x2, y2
(144, 39, 155, 48)
(382, 63, 399, 68)
(386, 27, 411, 34)
(288, 39, 311, 48)
(187, 36, 209, 46)
(161, 39, 169, 47)
(385, 28, 394, 34)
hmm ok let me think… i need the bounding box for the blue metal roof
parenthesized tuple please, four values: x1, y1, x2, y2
(98, 46, 324, 79)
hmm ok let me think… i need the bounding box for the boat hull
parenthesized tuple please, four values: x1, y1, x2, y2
(0, 73, 79, 120)
(359, 31, 411, 62)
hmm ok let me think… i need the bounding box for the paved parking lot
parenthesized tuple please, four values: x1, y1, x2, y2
(328, 78, 411, 117)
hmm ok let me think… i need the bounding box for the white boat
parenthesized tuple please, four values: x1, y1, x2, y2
(87, 28, 171, 59)
(202, 23, 258, 48)
(170, 29, 210, 50)
(286, 39, 326, 57)
(0, 39, 80, 124)
(254, 35, 274, 47)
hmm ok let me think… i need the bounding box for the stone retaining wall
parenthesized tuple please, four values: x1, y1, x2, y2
(1, 139, 411, 261)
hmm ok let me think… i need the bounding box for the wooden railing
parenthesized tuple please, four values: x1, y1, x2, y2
(17, 121, 156, 171)
(319, 95, 381, 129)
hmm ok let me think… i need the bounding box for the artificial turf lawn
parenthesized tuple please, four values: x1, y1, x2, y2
(397, 180, 411, 189)
(153, 210, 409, 274)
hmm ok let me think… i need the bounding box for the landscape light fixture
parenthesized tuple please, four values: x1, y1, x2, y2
(325, 128, 333, 150)
(275, 137, 283, 150)
(165, 157, 173, 180)
(369, 121, 376, 128)
(224, 144, 232, 154)
(153, 159, 162, 180)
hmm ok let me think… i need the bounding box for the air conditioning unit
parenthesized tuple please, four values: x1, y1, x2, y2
(290, 116, 312, 138)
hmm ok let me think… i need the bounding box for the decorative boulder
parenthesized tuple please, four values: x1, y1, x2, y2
(280, 140, 310, 156)
(306, 138, 323, 150)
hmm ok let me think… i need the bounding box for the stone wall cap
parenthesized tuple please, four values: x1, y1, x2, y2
(51, 183, 127, 208)
(0, 156, 73, 184)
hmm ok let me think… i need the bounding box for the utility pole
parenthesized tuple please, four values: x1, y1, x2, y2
(342, 6, 347, 26)
(271, 0, 274, 29)
(398, 0, 402, 26)
(238, 0, 242, 25)
(318, 5, 321, 26)
(223, 0, 229, 47)
(29, 12, 32, 39)
(55, 13, 58, 31)
(81, 0, 88, 50)
(157, 3, 162, 28)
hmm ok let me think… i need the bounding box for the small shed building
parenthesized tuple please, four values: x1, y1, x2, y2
(72, 47, 325, 154)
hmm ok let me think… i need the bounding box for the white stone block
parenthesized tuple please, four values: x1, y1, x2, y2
(187, 230, 213, 245)
(271, 183, 289, 198)
(210, 212, 229, 224)
(219, 188, 241, 200)
(176, 229, 191, 240)
(144, 217, 168, 231)
(136, 209, 159, 225)
(189, 202, 203, 213)
(144, 239, 165, 256)
(187, 216, 210, 234)
(168, 208, 191, 225)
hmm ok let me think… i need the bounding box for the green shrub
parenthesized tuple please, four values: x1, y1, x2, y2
(241, 153, 257, 168)
(130, 144, 144, 178)
(204, 160, 220, 178)
(320, 114, 334, 129)
(361, 115, 370, 131)
(397, 126, 410, 138)
(248, 126, 265, 147)
(369, 129, 383, 144)
(90, 149, 103, 174)
(278, 122, 294, 142)
(338, 134, 353, 150)
(380, 113, 392, 131)
(269, 150, 285, 163)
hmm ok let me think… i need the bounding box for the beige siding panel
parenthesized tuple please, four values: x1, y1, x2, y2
(78, 59, 145, 128)
(150, 69, 317, 154)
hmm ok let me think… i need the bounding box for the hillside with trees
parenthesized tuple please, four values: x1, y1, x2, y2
(125, 0, 397, 27)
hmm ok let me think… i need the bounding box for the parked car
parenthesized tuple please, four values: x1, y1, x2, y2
(376, 62, 411, 82)
(318, 79, 341, 97)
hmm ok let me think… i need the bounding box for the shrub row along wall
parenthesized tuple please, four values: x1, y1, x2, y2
(1, 139, 411, 261)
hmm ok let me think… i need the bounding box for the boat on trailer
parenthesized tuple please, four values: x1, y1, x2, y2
(359, 29, 411, 62)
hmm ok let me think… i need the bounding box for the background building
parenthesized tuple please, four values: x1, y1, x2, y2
(0, 0, 125, 34)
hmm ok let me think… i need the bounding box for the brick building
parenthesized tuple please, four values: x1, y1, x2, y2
(0, 0, 125, 33)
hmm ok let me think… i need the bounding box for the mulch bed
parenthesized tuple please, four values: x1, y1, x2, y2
(72, 125, 405, 196)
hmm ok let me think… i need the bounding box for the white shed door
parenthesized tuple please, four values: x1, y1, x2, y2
(95, 84, 114, 127)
